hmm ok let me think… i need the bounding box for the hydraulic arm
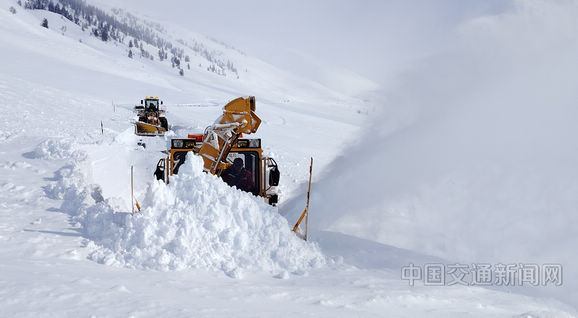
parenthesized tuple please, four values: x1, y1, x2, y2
(198, 96, 261, 174)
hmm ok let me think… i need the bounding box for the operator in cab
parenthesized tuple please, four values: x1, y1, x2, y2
(221, 158, 254, 193)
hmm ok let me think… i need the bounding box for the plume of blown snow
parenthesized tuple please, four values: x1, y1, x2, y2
(307, 0, 578, 305)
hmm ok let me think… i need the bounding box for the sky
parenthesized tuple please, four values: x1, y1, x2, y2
(92, 0, 512, 88)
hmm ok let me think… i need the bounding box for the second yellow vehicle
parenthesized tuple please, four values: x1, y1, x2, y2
(134, 96, 169, 136)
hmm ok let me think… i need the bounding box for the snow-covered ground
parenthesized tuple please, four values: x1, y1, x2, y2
(1, 0, 577, 316)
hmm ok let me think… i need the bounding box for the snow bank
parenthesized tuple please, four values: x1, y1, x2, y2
(25, 139, 86, 161)
(49, 150, 324, 276)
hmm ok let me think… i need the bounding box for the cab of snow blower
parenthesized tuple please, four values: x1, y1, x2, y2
(153, 96, 280, 206)
(134, 96, 168, 136)
(154, 136, 280, 205)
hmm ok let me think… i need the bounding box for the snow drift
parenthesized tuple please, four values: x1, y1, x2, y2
(46, 142, 324, 276)
(25, 139, 87, 161)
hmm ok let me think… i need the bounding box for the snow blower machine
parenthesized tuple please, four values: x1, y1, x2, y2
(154, 96, 280, 206)
(134, 96, 169, 136)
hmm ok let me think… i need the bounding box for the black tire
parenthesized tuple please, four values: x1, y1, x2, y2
(160, 117, 169, 130)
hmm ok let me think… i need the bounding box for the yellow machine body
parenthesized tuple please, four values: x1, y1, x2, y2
(135, 96, 168, 136)
(154, 96, 279, 205)
(198, 96, 261, 174)
(135, 121, 167, 135)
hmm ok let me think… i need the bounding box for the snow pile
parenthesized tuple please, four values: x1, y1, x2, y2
(25, 139, 86, 161)
(51, 151, 324, 276)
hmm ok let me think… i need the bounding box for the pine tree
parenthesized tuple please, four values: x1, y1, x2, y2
(179, 68, 184, 76)
(129, 40, 133, 48)
(128, 49, 133, 58)
(171, 56, 180, 67)
(100, 27, 108, 41)
(41, 18, 48, 28)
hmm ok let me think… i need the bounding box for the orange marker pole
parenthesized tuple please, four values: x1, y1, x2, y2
(293, 157, 313, 240)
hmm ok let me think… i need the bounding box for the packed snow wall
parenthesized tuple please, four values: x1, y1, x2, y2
(40, 138, 324, 277)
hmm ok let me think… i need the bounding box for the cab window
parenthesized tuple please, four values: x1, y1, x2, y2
(221, 151, 259, 195)
(146, 100, 159, 110)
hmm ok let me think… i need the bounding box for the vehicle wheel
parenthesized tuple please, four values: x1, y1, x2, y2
(160, 117, 168, 130)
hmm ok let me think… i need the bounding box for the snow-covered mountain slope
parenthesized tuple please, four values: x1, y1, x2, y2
(0, 0, 576, 316)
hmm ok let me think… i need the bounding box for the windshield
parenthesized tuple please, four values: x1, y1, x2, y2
(145, 99, 159, 110)
(222, 151, 259, 195)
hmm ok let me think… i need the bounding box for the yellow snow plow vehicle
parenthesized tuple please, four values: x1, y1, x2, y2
(154, 96, 280, 205)
(134, 96, 169, 136)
